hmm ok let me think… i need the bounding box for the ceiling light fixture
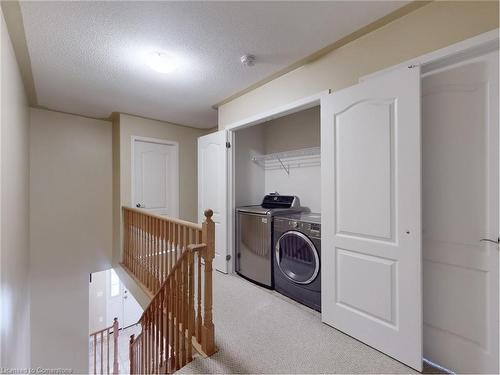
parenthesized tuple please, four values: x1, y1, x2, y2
(147, 51, 178, 74)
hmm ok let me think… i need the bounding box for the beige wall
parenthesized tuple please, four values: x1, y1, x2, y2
(263, 107, 321, 211)
(0, 8, 31, 368)
(234, 124, 266, 207)
(263, 106, 320, 154)
(218, 1, 499, 128)
(118, 114, 208, 223)
(30, 108, 112, 372)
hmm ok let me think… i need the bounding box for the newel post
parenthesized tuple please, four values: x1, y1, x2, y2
(201, 209, 216, 355)
(129, 334, 135, 374)
(113, 317, 119, 374)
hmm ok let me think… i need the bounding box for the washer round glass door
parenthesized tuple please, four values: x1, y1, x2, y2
(275, 231, 319, 285)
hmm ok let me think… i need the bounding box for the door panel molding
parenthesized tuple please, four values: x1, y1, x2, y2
(336, 248, 397, 327)
(334, 98, 396, 242)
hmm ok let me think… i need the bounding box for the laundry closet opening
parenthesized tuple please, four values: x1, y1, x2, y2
(230, 105, 322, 308)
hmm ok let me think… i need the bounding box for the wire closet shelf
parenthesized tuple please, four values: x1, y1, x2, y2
(251, 146, 320, 175)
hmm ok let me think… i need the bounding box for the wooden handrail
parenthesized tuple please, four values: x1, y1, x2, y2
(122, 208, 217, 374)
(124, 206, 202, 231)
(122, 206, 206, 294)
(89, 317, 119, 374)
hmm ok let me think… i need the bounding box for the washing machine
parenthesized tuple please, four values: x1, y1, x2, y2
(273, 213, 321, 311)
(235, 194, 303, 288)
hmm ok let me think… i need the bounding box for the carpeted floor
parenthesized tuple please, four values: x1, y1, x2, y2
(179, 272, 421, 374)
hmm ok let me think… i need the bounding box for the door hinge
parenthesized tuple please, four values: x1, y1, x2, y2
(226, 142, 231, 149)
(226, 254, 231, 261)
(408, 64, 419, 69)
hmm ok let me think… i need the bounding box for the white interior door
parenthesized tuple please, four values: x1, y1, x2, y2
(198, 131, 228, 273)
(133, 138, 179, 216)
(422, 52, 499, 374)
(321, 66, 422, 371)
(122, 286, 143, 328)
(106, 269, 123, 327)
(89, 270, 107, 333)
(106, 270, 143, 329)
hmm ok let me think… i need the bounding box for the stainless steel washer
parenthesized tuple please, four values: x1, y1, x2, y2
(235, 195, 302, 288)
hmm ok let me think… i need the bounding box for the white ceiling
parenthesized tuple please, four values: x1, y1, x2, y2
(20, 1, 408, 128)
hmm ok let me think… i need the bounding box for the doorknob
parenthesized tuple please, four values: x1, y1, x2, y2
(480, 237, 500, 244)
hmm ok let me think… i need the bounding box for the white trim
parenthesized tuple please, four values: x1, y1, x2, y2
(224, 91, 326, 131)
(130, 135, 180, 218)
(225, 129, 235, 274)
(421, 48, 499, 79)
(360, 28, 499, 82)
(131, 135, 179, 147)
(227, 129, 235, 273)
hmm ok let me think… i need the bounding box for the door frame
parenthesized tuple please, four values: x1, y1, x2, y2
(130, 135, 180, 217)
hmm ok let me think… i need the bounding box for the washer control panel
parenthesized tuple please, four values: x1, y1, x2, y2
(278, 218, 321, 238)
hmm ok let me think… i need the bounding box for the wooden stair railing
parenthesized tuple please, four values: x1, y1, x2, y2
(89, 317, 119, 374)
(122, 207, 216, 373)
(122, 207, 207, 294)
(129, 243, 204, 374)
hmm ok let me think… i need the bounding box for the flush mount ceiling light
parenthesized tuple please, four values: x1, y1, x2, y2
(147, 51, 179, 74)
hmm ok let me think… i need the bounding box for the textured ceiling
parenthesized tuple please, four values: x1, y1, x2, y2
(20, 1, 408, 128)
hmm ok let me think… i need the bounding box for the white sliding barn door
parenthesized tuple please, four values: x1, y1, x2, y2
(321, 66, 422, 371)
(198, 131, 228, 273)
